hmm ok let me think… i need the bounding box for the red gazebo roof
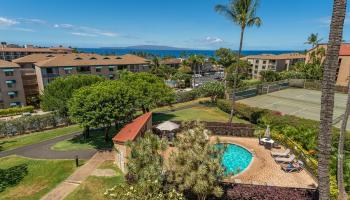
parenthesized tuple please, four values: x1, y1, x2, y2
(112, 112, 152, 144)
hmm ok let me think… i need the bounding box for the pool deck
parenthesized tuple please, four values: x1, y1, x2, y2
(214, 136, 318, 189)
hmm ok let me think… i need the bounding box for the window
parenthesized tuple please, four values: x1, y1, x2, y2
(46, 68, 53, 74)
(77, 66, 91, 73)
(8, 91, 18, 99)
(338, 58, 342, 66)
(3, 69, 14, 76)
(64, 67, 73, 74)
(6, 80, 16, 88)
(109, 66, 115, 72)
(96, 66, 102, 72)
(10, 102, 21, 107)
(262, 60, 267, 64)
(262, 66, 266, 70)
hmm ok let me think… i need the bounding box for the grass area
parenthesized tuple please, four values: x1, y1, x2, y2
(153, 104, 249, 124)
(0, 125, 82, 152)
(51, 127, 116, 151)
(0, 156, 82, 200)
(65, 160, 124, 200)
(152, 97, 210, 113)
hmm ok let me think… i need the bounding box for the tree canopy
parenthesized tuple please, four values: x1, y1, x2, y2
(198, 82, 225, 103)
(119, 71, 175, 113)
(40, 75, 105, 121)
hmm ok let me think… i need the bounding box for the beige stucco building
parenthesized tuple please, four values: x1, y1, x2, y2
(0, 60, 26, 108)
(0, 46, 72, 61)
(242, 53, 306, 79)
(306, 43, 350, 86)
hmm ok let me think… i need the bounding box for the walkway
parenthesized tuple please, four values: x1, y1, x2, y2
(0, 131, 96, 159)
(41, 150, 114, 200)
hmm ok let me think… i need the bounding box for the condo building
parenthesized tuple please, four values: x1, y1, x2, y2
(242, 53, 306, 78)
(0, 46, 73, 61)
(0, 60, 26, 108)
(306, 43, 350, 86)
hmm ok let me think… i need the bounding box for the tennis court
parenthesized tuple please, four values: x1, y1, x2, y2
(238, 88, 349, 130)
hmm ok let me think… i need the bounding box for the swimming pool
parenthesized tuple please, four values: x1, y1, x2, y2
(216, 143, 253, 176)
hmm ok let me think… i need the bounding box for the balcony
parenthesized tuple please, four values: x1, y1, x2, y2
(22, 80, 38, 85)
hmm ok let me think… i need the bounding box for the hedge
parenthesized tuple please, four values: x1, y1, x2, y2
(175, 90, 199, 103)
(0, 113, 64, 137)
(0, 106, 34, 117)
(0, 164, 28, 192)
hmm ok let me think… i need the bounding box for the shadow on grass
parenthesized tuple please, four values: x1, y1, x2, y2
(153, 113, 177, 123)
(67, 127, 117, 150)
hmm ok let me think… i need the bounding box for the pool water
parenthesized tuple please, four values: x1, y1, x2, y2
(216, 143, 253, 176)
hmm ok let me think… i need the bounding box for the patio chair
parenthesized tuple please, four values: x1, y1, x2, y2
(281, 161, 303, 173)
(258, 136, 264, 145)
(271, 149, 290, 157)
(274, 154, 295, 164)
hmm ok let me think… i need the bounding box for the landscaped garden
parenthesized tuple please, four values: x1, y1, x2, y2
(0, 156, 83, 200)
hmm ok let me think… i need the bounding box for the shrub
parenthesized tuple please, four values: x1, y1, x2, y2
(175, 90, 199, 103)
(0, 106, 34, 117)
(0, 164, 28, 192)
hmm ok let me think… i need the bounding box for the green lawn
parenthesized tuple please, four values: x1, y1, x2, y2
(0, 125, 82, 152)
(152, 97, 210, 113)
(65, 160, 124, 200)
(0, 156, 82, 200)
(51, 128, 116, 151)
(153, 104, 249, 123)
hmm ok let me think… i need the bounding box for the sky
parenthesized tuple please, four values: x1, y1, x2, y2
(0, 0, 349, 50)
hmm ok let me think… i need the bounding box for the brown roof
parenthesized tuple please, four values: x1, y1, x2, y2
(0, 47, 72, 53)
(159, 58, 182, 65)
(113, 112, 152, 144)
(0, 60, 20, 68)
(12, 54, 57, 63)
(242, 53, 305, 60)
(29, 53, 150, 67)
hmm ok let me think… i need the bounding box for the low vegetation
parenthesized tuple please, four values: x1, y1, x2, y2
(0, 106, 34, 117)
(0, 156, 81, 200)
(0, 125, 81, 152)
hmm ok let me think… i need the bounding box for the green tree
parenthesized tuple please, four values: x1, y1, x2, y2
(305, 33, 323, 47)
(172, 72, 192, 88)
(318, 0, 347, 199)
(198, 82, 225, 103)
(178, 62, 192, 74)
(215, 48, 236, 98)
(259, 70, 280, 82)
(215, 0, 262, 123)
(119, 71, 175, 113)
(40, 75, 105, 123)
(68, 81, 137, 141)
(150, 64, 177, 80)
(167, 122, 224, 200)
(126, 132, 167, 183)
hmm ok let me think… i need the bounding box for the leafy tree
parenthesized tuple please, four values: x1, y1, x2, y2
(68, 81, 137, 141)
(177, 63, 192, 74)
(318, 0, 346, 199)
(150, 64, 177, 80)
(126, 132, 167, 183)
(40, 75, 105, 122)
(167, 122, 224, 200)
(215, 0, 262, 123)
(119, 71, 175, 113)
(259, 70, 280, 82)
(172, 72, 192, 88)
(198, 82, 225, 103)
(215, 48, 236, 98)
(305, 33, 322, 47)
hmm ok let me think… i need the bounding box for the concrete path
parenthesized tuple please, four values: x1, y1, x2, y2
(0, 131, 96, 159)
(41, 150, 115, 200)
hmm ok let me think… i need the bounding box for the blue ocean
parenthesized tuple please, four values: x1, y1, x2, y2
(77, 48, 301, 58)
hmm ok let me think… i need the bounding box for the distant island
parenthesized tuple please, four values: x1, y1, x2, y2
(101, 45, 190, 51)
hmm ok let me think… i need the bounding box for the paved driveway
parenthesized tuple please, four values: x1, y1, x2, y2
(0, 132, 97, 159)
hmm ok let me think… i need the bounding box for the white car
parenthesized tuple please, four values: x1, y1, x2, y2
(192, 74, 202, 78)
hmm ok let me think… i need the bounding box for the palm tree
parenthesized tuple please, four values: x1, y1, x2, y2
(215, 0, 262, 123)
(305, 33, 323, 48)
(337, 76, 350, 200)
(188, 55, 205, 87)
(318, 0, 347, 199)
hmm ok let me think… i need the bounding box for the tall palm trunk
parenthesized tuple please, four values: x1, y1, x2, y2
(337, 77, 350, 200)
(228, 27, 245, 123)
(318, 1, 346, 199)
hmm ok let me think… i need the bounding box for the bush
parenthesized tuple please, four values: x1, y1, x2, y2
(0, 106, 34, 117)
(0, 164, 28, 192)
(175, 90, 199, 103)
(0, 113, 63, 137)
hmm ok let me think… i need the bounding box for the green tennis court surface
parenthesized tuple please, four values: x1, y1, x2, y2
(238, 88, 349, 130)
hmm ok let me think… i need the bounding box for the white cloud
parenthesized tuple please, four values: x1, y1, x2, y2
(54, 23, 117, 37)
(18, 18, 46, 24)
(71, 32, 96, 37)
(203, 36, 224, 44)
(318, 12, 350, 27)
(13, 27, 35, 32)
(0, 17, 19, 26)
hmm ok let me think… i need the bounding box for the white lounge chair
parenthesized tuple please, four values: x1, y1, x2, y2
(271, 149, 290, 157)
(274, 154, 295, 164)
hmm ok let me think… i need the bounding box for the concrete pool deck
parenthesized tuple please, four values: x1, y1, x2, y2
(215, 136, 318, 189)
